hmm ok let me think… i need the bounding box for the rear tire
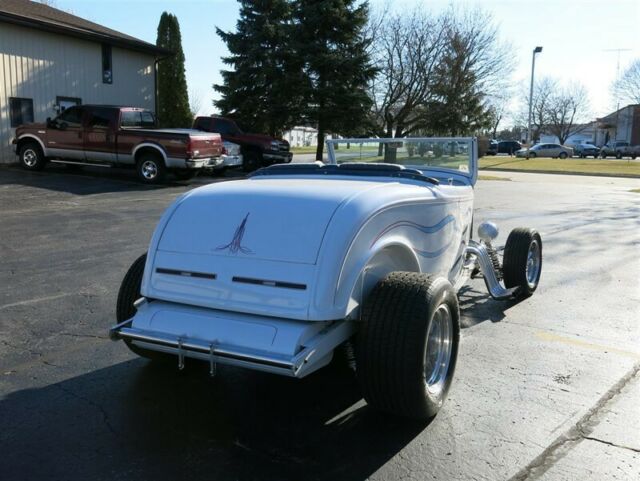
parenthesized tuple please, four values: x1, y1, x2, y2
(503, 228, 542, 298)
(19, 142, 46, 171)
(116, 253, 172, 362)
(136, 152, 166, 184)
(616, 151, 622, 159)
(356, 272, 460, 420)
(559, 152, 568, 159)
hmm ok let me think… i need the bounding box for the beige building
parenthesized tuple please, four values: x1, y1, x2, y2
(0, 0, 166, 163)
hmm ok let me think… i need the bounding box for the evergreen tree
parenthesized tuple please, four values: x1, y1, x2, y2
(156, 12, 192, 127)
(215, 1, 303, 136)
(294, 0, 375, 159)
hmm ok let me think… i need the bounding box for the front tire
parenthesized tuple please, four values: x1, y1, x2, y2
(503, 228, 542, 298)
(243, 150, 262, 172)
(357, 272, 460, 420)
(528, 151, 537, 158)
(19, 142, 46, 171)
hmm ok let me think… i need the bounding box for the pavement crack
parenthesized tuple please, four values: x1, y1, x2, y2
(508, 362, 640, 481)
(54, 384, 119, 438)
(580, 435, 640, 454)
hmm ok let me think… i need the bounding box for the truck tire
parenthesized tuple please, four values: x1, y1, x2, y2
(19, 142, 46, 171)
(357, 272, 460, 420)
(136, 152, 166, 184)
(243, 150, 262, 172)
(503, 228, 542, 298)
(116, 253, 171, 362)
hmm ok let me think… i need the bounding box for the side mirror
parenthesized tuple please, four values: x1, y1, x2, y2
(59, 121, 68, 131)
(46, 117, 53, 128)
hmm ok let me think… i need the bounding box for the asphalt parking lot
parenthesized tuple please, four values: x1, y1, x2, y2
(1, 164, 639, 481)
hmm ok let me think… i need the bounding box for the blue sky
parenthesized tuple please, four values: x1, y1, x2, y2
(55, 0, 639, 122)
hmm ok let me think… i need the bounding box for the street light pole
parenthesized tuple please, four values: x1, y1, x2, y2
(527, 46, 543, 156)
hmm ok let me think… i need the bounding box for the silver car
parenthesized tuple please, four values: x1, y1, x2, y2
(516, 143, 573, 158)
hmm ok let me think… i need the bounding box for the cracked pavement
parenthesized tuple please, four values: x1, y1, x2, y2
(0, 165, 639, 480)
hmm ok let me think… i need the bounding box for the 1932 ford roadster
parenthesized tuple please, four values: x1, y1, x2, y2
(110, 138, 542, 420)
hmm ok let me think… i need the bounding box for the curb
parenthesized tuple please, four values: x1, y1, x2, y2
(480, 167, 640, 179)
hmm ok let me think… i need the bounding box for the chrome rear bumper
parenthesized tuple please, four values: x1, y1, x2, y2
(109, 303, 355, 378)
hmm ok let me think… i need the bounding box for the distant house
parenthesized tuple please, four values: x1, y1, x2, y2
(283, 126, 319, 147)
(0, 0, 167, 163)
(594, 104, 640, 147)
(539, 122, 597, 146)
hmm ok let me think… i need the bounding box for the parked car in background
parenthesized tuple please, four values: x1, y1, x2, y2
(573, 143, 600, 158)
(13, 105, 223, 184)
(206, 141, 243, 176)
(486, 140, 498, 155)
(193, 115, 292, 171)
(600, 141, 639, 159)
(515, 143, 573, 158)
(497, 140, 521, 155)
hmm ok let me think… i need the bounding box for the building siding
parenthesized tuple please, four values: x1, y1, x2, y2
(0, 22, 155, 163)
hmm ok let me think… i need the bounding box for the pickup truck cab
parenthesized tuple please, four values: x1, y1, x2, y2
(13, 105, 223, 183)
(600, 141, 639, 159)
(193, 115, 292, 172)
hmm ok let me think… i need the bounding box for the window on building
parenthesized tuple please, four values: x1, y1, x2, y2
(102, 44, 112, 84)
(9, 97, 34, 127)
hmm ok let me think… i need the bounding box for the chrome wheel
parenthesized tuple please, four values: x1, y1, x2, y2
(141, 160, 158, 180)
(425, 304, 453, 397)
(22, 149, 38, 167)
(525, 240, 541, 288)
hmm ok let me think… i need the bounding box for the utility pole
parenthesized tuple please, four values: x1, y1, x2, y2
(603, 48, 631, 142)
(526, 46, 543, 157)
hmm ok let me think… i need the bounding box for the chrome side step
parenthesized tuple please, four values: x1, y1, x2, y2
(110, 317, 355, 378)
(50, 159, 112, 168)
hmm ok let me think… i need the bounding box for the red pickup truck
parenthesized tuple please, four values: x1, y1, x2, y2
(12, 105, 223, 183)
(193, 115, 292, 171)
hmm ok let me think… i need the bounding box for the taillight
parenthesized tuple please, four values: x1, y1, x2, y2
(186, 138, 194, 158)
(222, 146, 228, 155)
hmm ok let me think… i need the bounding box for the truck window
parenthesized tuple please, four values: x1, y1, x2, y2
(194, 117, 212, 131)
(57, 107, 83, 128)
(213, 119, 239, 135)
(87, 107, 115, 129)
(121, 110, 156, 128)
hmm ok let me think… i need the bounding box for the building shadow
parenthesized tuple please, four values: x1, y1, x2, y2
(0, 163, 240, 196)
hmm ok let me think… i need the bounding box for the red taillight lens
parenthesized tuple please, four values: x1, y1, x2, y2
(186, 139, 194, 157)
(222, 146, 228, 155)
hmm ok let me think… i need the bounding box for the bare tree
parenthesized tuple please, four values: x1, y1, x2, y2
(612, 59, 640, 105)
(368, 8, 448, 138)
(517, 77, 556, 142)
(189, 88, 204, 118)
(545, 83, 591, 144)
(368, 5, 511, 138)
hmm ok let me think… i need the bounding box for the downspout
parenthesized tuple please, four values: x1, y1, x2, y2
(154, 58, 159, 116)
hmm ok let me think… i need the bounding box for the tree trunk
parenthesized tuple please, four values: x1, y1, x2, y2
(316, 123, 325, 161)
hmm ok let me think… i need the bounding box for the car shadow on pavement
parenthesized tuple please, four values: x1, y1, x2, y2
(458, 282, 518, 327)
(0, 357, 430, 481)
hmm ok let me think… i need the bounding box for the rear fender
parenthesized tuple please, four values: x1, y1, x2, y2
(336, 240, 421, 319)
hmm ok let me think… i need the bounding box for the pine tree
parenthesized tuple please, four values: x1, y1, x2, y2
(215, 1, 303, 136)
(294, 0, 375, 159)
(156, 12, 192, 128)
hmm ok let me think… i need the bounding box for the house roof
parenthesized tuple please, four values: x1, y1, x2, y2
(0, 0, 168, 56)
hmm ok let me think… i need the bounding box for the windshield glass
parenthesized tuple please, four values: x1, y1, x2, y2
(326, 138, 476, 180)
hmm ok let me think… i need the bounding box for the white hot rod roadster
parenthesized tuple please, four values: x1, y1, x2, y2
(110, 137, 542, 420)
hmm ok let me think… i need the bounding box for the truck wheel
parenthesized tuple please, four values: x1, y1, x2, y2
(173, 169, 197, 181)
(116, 253, 171, 362)
(19, 142, 46, 171)
(136, 153, 166, 184)
(503, 228, 542, 298)
(356, 272, 460, 420)
(243, 150, 262, 172)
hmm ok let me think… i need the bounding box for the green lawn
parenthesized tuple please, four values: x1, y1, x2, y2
(480, 157, 640, 177)
(290, 146, 318, 153)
